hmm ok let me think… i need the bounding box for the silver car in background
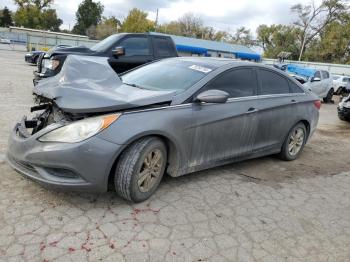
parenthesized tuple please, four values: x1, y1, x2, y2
(7, 56, 320, 202)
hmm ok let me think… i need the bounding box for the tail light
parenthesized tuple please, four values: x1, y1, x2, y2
(313, 100, 321, 110)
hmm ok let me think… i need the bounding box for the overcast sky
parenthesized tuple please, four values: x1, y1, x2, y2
(1, 0, 319, 33)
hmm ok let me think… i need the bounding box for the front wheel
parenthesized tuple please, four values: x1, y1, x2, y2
(278, 123, 307, 161)
(114, 137, 167, 202)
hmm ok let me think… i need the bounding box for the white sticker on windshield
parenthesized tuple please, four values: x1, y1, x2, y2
(189, 65, 212, 73)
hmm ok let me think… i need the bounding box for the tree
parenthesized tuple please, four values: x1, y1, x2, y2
(304, 13, 350, 63)
(231, 26, 253, 46)
(177, 13, 204, 38)
(95, 16, 121, 39)
(0, 7, 13, 27)
(72, 0, 104, 35)
(256, 24, 301, 59)
(121, 8, 154, 33)
(13, 0, 62, 31)
(13, 0, 53, 9)
(291, 0, 348, 60)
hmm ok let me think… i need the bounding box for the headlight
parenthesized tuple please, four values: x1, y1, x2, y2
(38, 114, 121, 143)
(44, 59, 60, 70)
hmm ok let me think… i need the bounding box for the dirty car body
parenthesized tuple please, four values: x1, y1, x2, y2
(7, 56, 320, 198)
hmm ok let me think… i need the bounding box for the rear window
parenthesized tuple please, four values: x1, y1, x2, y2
(259, 69, 290, 95)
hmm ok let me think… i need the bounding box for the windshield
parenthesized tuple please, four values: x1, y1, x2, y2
(333, 76, 340, 80)
(121, 59, 216, 93)
(90, 34, 121, 52)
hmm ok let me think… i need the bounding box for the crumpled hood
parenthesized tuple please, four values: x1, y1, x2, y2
(33, 55, 176, 114)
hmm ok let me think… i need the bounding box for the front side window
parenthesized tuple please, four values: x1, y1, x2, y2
(314, 71, 321, 79)
(121, 59, 216, 93)
(259, 69, 289, 95)
(203, 68, 257, 98)
(118, 37, 151, 56)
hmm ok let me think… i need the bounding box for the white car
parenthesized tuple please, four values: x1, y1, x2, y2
(0, 38, 11, 44)
(295, 70, 333, 103)
(333, 75, 350, 95)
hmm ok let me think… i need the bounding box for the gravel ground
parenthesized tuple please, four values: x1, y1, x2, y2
(0, 49, 350, 262)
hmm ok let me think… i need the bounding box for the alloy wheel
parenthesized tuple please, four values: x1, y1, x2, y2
(137, 149, 163, 192)
(288, 127, 305, 156)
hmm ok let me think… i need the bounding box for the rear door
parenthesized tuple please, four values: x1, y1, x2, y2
(254, 68, 305, 152)
(189, 67, 259, 168)
(108, 35, 153, 73)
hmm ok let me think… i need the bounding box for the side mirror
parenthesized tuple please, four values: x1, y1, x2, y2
(195, 89, 229, 104)
(311, 77, 321, 82)
(112, 46, 125, 57)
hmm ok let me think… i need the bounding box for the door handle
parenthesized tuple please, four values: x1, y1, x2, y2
(246, 107, 258, 114)
(291, 99, 297, 103)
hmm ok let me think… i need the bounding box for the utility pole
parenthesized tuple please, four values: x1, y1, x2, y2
(155, 9, 159, 31)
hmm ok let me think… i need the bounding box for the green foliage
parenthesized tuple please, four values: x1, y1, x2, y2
(72, 0, 104, 35)
(86, 16, 121, 40)
(121, 8, 154, 33)
(13, 0, 62, 31)
(0, 6, 13, 27)
(256, 24, 301, 60)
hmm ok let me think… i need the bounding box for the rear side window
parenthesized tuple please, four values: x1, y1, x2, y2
(204, 68, 257, 98)
(321, 71, 329, 79)
(153, 37, 174, 57)
(259, 69, 289, 95)
(119, 37, 151, 56)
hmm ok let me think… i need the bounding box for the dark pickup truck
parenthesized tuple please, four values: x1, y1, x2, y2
(34, 33, 178, 84)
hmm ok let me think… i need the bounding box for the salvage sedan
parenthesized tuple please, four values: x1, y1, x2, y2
(7, 56, 320, 202)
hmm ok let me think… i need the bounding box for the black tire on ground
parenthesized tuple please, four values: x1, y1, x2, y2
(323, 88, 334, 103)
(338, 113, 349, 122)
(278, 122, 307, 161)
(114, 137, 167, 202)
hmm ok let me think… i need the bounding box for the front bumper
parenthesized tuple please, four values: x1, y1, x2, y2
(7, 120, 123, 192)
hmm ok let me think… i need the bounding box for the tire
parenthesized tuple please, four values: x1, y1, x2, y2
(278, 123, 307, 161)
(323, 88, 334, 103)
(114, 137, 167, 202)
(338, 113, 349, 122)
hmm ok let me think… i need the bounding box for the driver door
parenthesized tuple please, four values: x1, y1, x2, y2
(108, 35, 153, 74)
(189, 67, 259, 168)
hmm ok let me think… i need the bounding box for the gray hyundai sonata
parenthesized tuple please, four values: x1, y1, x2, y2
(7, 55, 320, 202)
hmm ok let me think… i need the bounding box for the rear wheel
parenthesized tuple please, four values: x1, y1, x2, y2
(278, 123, 307, 161)
(323, 88, 334, 103)
(114, 137, 167, 202)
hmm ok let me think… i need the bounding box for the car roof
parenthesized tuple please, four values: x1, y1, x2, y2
(161, 56, 266, 69)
